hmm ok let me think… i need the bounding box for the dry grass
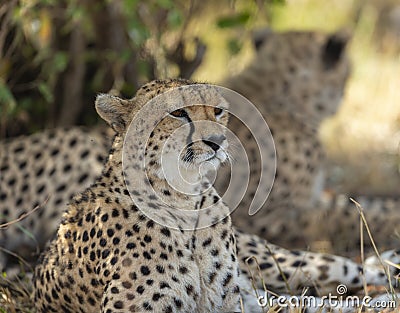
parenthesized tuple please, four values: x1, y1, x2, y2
(0, 271, 34, 313)
(2, 199, 398, 312)
(237, 199, 400, 312)
(0, 202, 43, 313)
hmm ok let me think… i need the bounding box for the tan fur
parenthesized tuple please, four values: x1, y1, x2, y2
(33, 79, 241, 312)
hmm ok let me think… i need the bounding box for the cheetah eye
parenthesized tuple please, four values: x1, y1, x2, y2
(170, 109, 188, 119)
(214, 107, 223, 116)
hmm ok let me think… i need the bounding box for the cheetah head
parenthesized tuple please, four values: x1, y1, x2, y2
(230, 29, 351, 126)
(95, 79, 230, 192)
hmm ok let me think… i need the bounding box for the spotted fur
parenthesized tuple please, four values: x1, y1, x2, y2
(0, 31, 398, 310)
(219, 29, 352, 248)
(33, 79, 242, 312)
(0, 127, 112, 267)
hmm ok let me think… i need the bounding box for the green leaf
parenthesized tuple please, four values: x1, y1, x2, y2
(0, 82, 16, 115)
(120, 49, 133, 63)
(123, 0, 139, 10)
(216, 12, 251, 28)
(158, 0, 173, 9)
(53, 52, 69, 72)
(38, 82, 54, 103)
(168, 9, 183, 28)
(227, 38, 242, 55)
(127, 20, 151, 46)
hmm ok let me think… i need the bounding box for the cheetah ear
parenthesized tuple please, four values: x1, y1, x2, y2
(252, 27, 273, 51)
(95, 94, 131, 133)
(322, 29, 351, 70)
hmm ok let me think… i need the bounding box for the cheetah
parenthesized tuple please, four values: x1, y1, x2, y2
(0, 127, 112, 269)
(33, 79, 243, 312)
(31, 79, 399, 313)
(223, 29, 395, 255)
(218, 29, 352, 248)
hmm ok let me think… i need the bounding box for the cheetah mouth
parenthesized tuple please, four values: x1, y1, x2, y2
(198, 150, 228, 167)
(206, 150, 227, 163)
(181, 146, 228, 168)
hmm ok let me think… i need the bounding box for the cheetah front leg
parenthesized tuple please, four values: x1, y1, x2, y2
(234, 228, 396, 295)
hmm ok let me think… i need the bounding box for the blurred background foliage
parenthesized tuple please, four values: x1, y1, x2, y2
(0, 0, 399, 195)
(0, 0, 279, 136)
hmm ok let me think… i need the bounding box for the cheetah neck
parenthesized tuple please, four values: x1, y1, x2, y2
(104, 135, 216, 210)
(148, 159, 215, 210)
(153, 152, 208, 196)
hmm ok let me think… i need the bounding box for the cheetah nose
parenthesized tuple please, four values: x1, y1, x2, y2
(203, 135, 226, 152)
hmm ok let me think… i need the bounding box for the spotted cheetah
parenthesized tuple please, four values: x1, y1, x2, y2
(31, 79, 399, 313)
(224, 30, 393, 255)
(218, 29, 352, 247)
(33, 79, 243, 312)
(0, 127, 112, 269)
